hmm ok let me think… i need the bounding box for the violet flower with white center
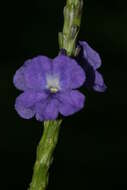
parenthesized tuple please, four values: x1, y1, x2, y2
(13, 0, 107, 189)
(13, 54, 86, 121)
(77, 41, 107, 92)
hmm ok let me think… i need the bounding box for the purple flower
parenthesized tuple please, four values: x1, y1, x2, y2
(77, 41, 107, 92)
(13, 55, 86, 121)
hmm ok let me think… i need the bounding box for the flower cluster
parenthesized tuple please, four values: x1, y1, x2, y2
(13, 41, 106, 121)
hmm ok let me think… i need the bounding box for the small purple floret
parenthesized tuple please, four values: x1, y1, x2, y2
(77, 41, 107, 92)
(13, 55, 86, 121)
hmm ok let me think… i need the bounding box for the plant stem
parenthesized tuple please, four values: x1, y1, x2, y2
(29, 120, 62, 190)
(29, 0, 83, 189)
(59, 0, 83, 56)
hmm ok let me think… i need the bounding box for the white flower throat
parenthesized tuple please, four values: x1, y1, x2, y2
(46, 75, 60, 93)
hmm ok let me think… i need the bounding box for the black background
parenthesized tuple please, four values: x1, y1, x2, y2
(1, 0, 127, 189)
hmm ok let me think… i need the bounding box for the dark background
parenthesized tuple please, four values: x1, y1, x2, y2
(0, 0, 127, 189)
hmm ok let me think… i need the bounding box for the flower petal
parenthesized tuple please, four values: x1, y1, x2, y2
(15, 90, 48, 119)
(77, 55, 96, 89)
(79, 41, 102, 69)
(52, 55, 86, 90)
(13, 60, 31, 91)
(57, 90, 85, 116)
(15, 103, 35, 119)
(24, 56, 52, 91)
(35, 98, 59, 121)
(13, 66, 27, 91)
(93, 71, 107, 92)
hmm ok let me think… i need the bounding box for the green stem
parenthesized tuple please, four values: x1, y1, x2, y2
(29, 0, 83, 190)
(59, 0, 83, 56)
(29, 120, 62, 190)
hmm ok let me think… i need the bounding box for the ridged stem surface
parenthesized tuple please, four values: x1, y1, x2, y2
(29, 120, 62, 190)
(59, 0, 83, 56)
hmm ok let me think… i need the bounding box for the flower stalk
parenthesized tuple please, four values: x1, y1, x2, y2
(29, 120, 62, 190)
(59, 0, 83, 56)
(29, 0, 83, 190)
